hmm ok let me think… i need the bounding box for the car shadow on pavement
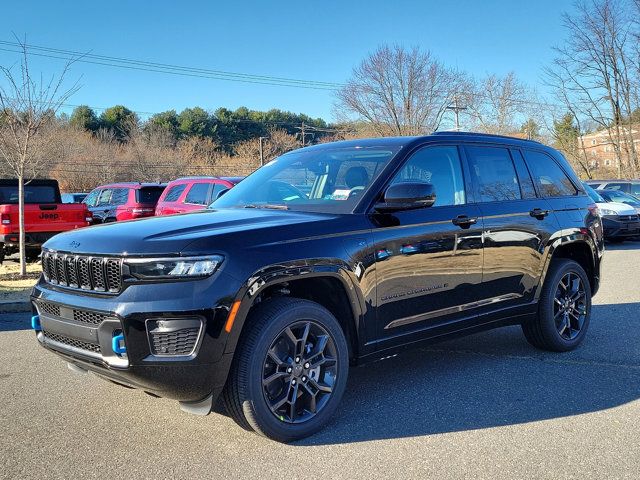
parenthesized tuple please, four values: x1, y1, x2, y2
(0, 313, 31, 332)
(296, 302, 640, 446)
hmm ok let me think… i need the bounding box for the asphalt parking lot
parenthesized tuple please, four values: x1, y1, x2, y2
(1, 243, 639, 479)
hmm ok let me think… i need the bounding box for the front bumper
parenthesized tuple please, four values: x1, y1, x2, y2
(31, 271, 242, 403)
(601, 215, 640, 238)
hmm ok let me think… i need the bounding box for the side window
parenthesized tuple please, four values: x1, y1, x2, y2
(510, 150, 537, 199)
(97, 189, 113, 205)
(83, 189, 100, 207)
(466, 146, 521, 202)
(389, 145, 466, 206)
(209, 183, 228, 203)
(632, 184, 640, 196)
(184, 183, 211, 205)
(110, 188, 129, 206)
(164, 184, 187, 202)
(524, 150, 578, 197)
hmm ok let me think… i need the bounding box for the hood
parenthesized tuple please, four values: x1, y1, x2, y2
(596, 201, 637, 216)
(43, 208, 338, 256)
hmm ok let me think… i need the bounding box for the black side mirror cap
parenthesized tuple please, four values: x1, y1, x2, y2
(374, 182, 436, 213)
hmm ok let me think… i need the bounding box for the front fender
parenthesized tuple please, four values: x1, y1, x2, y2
(223, 259, 367, 355)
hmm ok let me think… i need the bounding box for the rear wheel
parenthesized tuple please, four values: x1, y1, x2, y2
(223, 297, 349, 442)
(522, 259, 591, 352)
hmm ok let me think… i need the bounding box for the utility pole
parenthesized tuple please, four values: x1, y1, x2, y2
(259, 136, 268, 166)
(446, 95, 467, 131)
(295, 122, 312, 147)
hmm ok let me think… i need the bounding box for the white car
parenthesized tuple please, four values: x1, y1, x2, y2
(583, 183, 640, 242)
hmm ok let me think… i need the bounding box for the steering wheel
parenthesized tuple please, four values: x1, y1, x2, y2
(263, 181, 306, 202)
(348, 186, 365, 198)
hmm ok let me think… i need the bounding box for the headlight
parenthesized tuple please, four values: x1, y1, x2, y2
(124, 255, 223, 280)
(599, 208, 617, 216)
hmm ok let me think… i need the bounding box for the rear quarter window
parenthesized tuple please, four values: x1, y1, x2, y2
(523, 150, 578, 197)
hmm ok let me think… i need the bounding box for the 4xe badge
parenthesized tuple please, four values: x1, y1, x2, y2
(69, 240, 81, 249)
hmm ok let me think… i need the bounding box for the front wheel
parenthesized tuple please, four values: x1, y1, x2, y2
(223, 297, 349, 442)
(522, 259, 592, 352)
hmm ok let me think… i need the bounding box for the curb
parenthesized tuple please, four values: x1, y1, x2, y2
(0, 301, 31, 314)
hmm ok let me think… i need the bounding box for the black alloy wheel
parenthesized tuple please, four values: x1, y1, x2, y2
(522, 258, 592, 352)
(262, 320, 338, 423)
(223, 297, 349, 442)
(553, 272, 587, 341)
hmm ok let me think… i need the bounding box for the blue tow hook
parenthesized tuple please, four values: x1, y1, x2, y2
(31, 315, 41, 331)
(112, 332, 126, 355)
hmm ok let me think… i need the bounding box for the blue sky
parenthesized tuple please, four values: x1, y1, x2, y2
(1, 0, 574, 122)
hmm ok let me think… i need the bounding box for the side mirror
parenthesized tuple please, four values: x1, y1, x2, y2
(216, 188, 230, 200)
(375, 182, 436, 213)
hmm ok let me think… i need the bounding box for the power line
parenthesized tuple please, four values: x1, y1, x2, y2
(0, 41, 343, 91)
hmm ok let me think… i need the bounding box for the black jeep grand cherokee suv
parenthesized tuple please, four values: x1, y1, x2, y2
(31, 132, 604, 442)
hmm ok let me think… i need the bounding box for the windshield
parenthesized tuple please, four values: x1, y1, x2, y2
(599, 189, 640, 206)
(211, 145, 401, 213)
(583, 183, 604, 203)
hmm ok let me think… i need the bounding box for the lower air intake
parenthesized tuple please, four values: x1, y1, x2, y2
(147, 318, 202, 356)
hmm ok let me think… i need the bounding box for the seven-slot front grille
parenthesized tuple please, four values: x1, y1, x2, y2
(42, 251, 122, 293)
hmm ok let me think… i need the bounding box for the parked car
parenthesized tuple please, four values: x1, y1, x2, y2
(61, 192, 88, 204)
(32, 132, 604, 442)
(83, 182, 166, 223)
(585, 179, 640, 199)
(596, 189, 640, 213)
(155, 176, 243, 216)
(0, 179, 91, 263)
(583, 183, 640, 242)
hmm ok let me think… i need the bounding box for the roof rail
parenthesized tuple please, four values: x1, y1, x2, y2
(432, 130, 541, 143)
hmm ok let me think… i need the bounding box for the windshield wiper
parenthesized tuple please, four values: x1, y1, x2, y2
(243, 204, 289, 210)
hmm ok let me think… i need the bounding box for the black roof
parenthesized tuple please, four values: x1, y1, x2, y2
(294, 131, 544, 153)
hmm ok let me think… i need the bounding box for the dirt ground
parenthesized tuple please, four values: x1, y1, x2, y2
(0, 258, 40, 302)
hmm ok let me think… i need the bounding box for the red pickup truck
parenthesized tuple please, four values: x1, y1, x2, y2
(0, 179, 92, 263)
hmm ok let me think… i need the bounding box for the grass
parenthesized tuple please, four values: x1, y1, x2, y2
(0, 259, 40, 303)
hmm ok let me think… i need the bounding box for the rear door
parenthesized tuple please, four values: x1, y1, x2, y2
(372, 144, 484, 347)
(465, 145, 559, 312)
(156, 183, 188, 215)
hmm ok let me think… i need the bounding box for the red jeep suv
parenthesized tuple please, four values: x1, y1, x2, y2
(155, 176, 243, 216)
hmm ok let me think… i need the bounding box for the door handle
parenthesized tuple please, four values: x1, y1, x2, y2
(451, 215, 477, 229)
(530, 208, 549, 220)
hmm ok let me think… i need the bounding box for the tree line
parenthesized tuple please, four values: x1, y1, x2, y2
(68, 104, 330, 152)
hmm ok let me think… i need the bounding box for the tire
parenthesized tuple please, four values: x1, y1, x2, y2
(222, 297, 349, 442)
(522, 259, 592, 352)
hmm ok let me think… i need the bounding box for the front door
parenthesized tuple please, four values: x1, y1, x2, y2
(372, 145, 484, 347)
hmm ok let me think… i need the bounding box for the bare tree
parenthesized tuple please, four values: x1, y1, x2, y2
(545, 0, 640, 177)
(335, 45, 460, 136)
(464, 72, 535, 135)
(0, 37, 79, 274)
